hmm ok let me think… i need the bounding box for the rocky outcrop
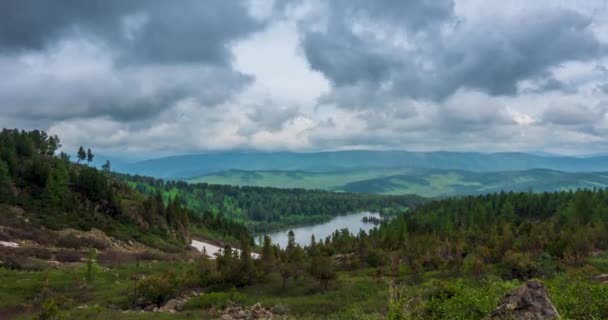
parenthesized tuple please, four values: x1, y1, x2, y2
(595, 274, 608, 284)
(214, 303, 276, 320)
(137, 290, 201, 313)
(488, 280, 559, 320)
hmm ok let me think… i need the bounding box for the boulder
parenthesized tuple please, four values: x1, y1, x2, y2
(160, 298, 180, 312)
(595, 274, 608, 283)
(143, 304, 156, 312)
(215, 302, 275, 319)
(488, 280, 559, 320)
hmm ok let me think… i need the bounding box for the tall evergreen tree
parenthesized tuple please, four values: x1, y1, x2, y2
(77, 146, 86, 163)
(239, 236, 255, 285)
(261, 235, 274, 276)
(86, 148, 94, 164)
(0, 160, 11, 202)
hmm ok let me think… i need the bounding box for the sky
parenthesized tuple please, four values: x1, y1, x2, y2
(1, 0, 607, 158)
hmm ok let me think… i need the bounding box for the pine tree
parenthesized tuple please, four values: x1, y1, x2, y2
(310, 254, 335, 291)
(239, 236, 255, 285)
(43, 161, 70, 208)
(261, 235, 274, 276)
(77, 146, 86, 163)
(287, 230, 296, 250)
(0, 160, 11, 202)
(86, 148, 94, 164)
(47, 135, 60, 156)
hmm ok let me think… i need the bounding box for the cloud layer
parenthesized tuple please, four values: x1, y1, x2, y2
(0, 0, 607, 157)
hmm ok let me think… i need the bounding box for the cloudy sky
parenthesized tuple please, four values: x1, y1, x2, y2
(1, 0, 608, 158)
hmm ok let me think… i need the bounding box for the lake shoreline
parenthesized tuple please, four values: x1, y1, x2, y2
(258, 211, 381, 248)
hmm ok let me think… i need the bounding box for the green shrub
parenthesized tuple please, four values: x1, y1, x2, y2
(38, 299, 66, 320)
(131, 272, 178, 307)
(548, 273, 608, 319)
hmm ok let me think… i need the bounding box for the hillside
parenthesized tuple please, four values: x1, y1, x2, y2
(189, 168, 608, 197)
(111, 151, 608, 179)
(121, 174, 423, 233)
(0, 129, 250, 260)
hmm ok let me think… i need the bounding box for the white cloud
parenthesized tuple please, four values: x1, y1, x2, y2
(1, 0, 608, 157)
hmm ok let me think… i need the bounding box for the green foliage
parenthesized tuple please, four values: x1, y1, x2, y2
(38, 298, 66, 320)
(86, 248, 97, 283)
(77, 146, 86, 163)
(367, 189, 608, 278)
(132, 272, 178, 307)
(121, 173, 422, 233)
(191, 167, 608, 197)
(0, 159, 11, 202)
(425, 279, 515, 320)
(310, 254, 336, 290)
(0, 129, 193, 248)
(547, 271, 608, 319)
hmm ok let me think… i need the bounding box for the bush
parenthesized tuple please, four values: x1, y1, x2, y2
(501, 250, 538, 280)
(424, 279, 517, 320)
(548, 272, 608, 319)
(57, 234, 108, 250)
(38, 299, 66, 320)
(132, 272, 178, 307)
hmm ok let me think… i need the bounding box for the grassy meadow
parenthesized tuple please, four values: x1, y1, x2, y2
(189, 168, 608, 197)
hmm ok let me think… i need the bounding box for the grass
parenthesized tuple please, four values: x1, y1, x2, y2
(188, 168, 408, 191)
(3, 255, 608, 319)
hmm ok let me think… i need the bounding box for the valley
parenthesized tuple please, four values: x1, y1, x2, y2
(3, 1, 607, 318)
(188, 167, 608, 197)
(2, 130, 608, 320)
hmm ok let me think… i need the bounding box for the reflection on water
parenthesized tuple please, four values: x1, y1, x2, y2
(260, 211, 380, 248)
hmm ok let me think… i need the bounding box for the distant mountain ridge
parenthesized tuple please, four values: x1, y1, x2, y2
(190, 167, 608, 197)
(109, 150, 608, 179)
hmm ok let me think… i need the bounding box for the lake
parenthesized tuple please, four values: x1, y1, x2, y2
(259, 211, 381, 248)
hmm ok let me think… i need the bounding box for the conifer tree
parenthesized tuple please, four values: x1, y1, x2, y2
(0, 160, 11, 202)
(86, 148, 94, 164)
(77, 146, 86, 163)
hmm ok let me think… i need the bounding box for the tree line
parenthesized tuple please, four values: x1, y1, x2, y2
(117, 173, 423, 232)
(0, 129, 246, 246)
(137, 187, 608, 305)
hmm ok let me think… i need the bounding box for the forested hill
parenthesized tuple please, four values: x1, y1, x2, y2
(118, 174, 423, 233)
(0, 129, 249, 252)
(369, 189, 608, 272)
(110, 150, 608, 178)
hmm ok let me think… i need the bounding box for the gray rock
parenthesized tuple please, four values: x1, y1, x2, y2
(161, 298, 180, 312)
(488, 280, 559, 320)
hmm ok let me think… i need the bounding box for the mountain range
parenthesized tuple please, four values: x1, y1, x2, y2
(107, 150, 608, 179)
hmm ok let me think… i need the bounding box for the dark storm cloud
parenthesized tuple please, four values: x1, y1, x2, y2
(248, 104, 300, 132)
(0, 61, 251, 122)
(0, 0, 262, 123)
(0, 0, 262, 65)
(298, 2, 604, 105)
(540, 103, 607, 126)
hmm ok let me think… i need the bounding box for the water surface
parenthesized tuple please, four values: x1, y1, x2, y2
(260, 211, 380, 248)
